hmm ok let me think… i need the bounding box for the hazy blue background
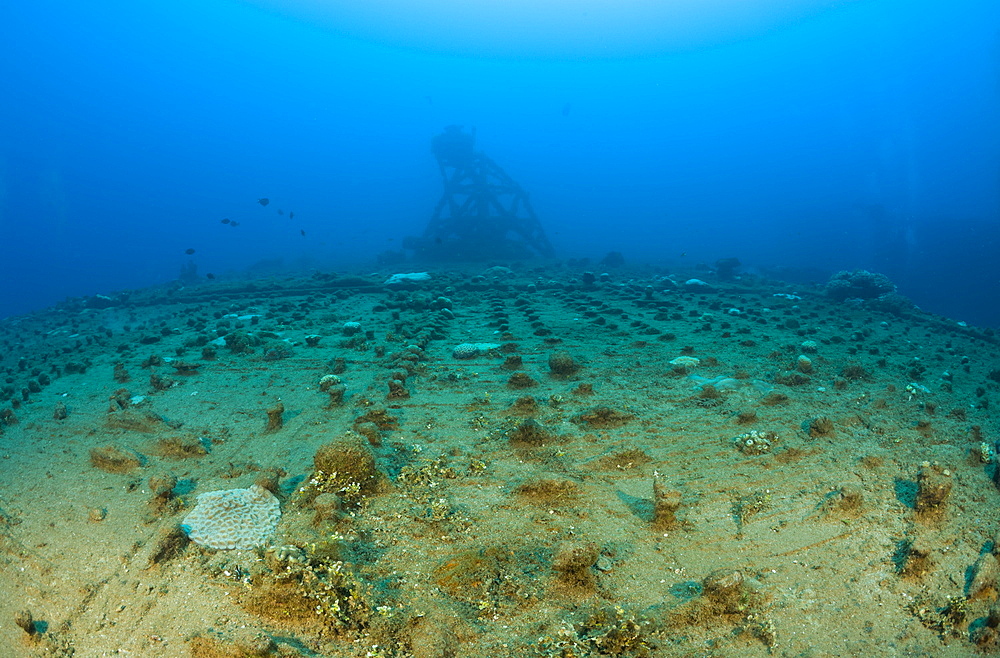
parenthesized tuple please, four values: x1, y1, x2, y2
(2, 0, 998, 324)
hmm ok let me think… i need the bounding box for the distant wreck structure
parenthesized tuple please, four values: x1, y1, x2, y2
(404, 126, 555, 261)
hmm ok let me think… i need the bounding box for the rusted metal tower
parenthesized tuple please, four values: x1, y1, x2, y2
(404, 126, 555, 260)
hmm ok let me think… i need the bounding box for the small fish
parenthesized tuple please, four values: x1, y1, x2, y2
(230, 220, 240, 227)
(288, 211, 294, 220)
(185, 248, 196, 255)
(221, 218, 231, 224)
(258, 198, 269, 207)
(277, 209, 284, 216)
(300, 229, 306, 236)
(206, 273, 216, 280)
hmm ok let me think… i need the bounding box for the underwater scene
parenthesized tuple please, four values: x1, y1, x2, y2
(2, 1, 1000, 656)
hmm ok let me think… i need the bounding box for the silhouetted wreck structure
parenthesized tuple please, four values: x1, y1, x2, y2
(404, 126, 555, 260)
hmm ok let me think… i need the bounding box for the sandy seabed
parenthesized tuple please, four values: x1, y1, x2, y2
(1, 265, 999, 658)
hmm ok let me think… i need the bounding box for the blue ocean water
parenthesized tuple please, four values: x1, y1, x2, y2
(1, 0, 998, 325)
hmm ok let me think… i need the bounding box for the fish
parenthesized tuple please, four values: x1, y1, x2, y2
(206, 273, 216, 280)
(288, 211, 294, 220)
(230, 220, 240, 227)
(277, 209, 284, 216)
(300, 229, 306, 236)
(258, 198, 269, 206)
(221, 218, 231, 224)
(185, 248, 196, 255)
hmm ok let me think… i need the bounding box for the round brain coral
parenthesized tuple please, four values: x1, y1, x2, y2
(181, 484, 281, 550)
